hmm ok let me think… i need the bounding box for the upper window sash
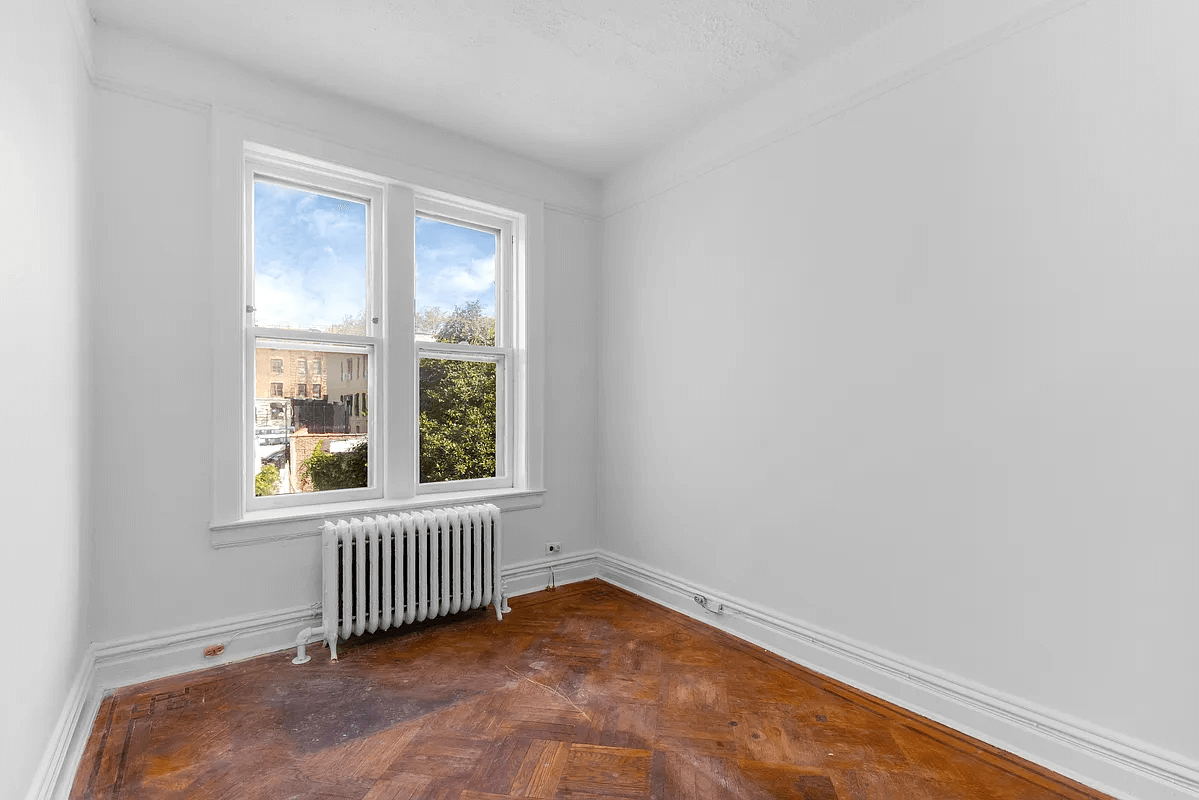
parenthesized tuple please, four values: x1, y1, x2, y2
(416, 197, 513, 350)
(244, 157, 385, 341)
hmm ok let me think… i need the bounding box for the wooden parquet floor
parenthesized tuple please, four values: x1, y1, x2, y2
(71, 580, 1114, 799)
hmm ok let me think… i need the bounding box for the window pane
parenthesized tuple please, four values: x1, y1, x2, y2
(419, 357, 497, 483)
(254, 341, 370, 497)
(414, 216, 496, 345)
(253, 181, 368, 334)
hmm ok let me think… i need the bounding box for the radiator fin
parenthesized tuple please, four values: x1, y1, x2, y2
(318, 504, 504, 659)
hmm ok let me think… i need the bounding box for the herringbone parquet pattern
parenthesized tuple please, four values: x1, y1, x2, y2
(71, 580, 1114, 799)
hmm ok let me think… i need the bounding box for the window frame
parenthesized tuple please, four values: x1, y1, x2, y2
(414, 199, 514, 494)
(244, 153, 384, 512)
(212, 123, 544, 543)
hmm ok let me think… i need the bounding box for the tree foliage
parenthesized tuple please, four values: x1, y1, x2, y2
(415, 307, 448, 337)
(329, 309, 368, 336)
(300, 440, 369, 492)
(419, 301, 497, 483)
(420, 360, 496, 483)
(435, 300, 494, 346)
(254, 463, 280, 496)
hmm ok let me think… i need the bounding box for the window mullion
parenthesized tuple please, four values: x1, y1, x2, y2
(385, 182, 417, 500)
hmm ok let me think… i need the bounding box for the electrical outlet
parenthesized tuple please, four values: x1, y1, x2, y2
(545, 541, 562, 555)
(203, 644, 225, 658)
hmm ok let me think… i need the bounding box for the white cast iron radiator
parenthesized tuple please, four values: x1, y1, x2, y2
(293, 503, 507, 664)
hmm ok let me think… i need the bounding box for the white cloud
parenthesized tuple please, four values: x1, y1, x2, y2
(416, 254, 496, 316)
(311, 208, 361, 238)
(255, 260, 365, 330)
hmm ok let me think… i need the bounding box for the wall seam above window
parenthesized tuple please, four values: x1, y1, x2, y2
(89, 25, 602, 218)
(93, 73, 603, 221)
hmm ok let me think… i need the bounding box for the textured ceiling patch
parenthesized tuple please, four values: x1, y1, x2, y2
(92, 0, 926, 175)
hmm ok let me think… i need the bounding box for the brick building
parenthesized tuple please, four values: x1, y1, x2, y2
(253, 347, 368, 436)
(254, 347, 328, 401)
(323, 352, 369, 434)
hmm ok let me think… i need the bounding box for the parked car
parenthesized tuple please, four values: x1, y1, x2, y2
(255, 427, 287, 445)
(261, 447, 288, 469)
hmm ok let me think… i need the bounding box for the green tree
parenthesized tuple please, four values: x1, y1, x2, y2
(434, 300, 494, 346)
(329, 309, 368, 336)
(300, 440, 368, 492)
(415, 307, 448, 337)
(419, 301, 497, 482)
(254, 463, 280, 496)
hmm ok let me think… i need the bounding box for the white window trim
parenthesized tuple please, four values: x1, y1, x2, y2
(245, 152, 385, 512)
(209, 110, 545, 546)
(414, 197, 514, 495)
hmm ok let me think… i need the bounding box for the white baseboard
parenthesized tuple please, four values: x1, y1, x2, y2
(91, 604, 322, 690)
(502, 549, 601, 598)
(595, 552, 1199, 800)
(33, 550, 1198, 800)
(25, 646, 99, 800)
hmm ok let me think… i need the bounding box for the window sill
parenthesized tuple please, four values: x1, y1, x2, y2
(209, 488, 546, 549)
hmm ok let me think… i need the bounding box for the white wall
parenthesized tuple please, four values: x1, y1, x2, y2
(0, 1, 92, 796)
(87, 30, 600, 644)
(600, 0, 1198, 766)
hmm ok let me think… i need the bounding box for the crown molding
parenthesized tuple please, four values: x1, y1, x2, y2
(61, 0, 95, 79)
(601, 0, 1095, 218)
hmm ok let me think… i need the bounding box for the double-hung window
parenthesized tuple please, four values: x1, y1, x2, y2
(414, 205, 512, 491)
(241, 147, 522, 516)
(247, 158, 381, 509)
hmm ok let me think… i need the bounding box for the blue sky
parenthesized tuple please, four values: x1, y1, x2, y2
(253, 181, 495, 332)
(253, 181, 367, 331)
(415, 216, 496, 319)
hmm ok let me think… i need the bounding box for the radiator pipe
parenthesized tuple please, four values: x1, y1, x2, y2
(694, 594, 725, 614)
(292, 624, 326, 665)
